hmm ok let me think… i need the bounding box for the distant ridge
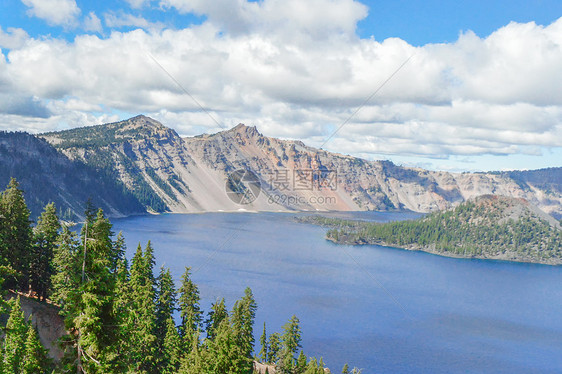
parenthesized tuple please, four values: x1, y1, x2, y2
(0, 114, 550, 219)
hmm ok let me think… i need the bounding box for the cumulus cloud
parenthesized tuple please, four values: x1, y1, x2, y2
(0, 94, 51, 118)
(0, 27, 29, 50)
(21, 0, 81, 28)
(104, 12, 165, 31)
(2, 0, 562, 168)
(159, 0, 368, 39)
(83, 12, 103, 33)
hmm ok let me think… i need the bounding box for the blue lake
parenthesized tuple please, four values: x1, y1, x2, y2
(112, 212, 562, 373)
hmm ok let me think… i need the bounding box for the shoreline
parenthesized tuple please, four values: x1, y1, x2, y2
(326, 236, 562, 266)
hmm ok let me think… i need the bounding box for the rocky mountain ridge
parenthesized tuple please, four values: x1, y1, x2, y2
(0, 131, 145, 219)
(38, 115, 562, 219)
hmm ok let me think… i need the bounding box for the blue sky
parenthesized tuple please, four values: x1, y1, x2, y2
(3, 0, 562, 45)
(359, 0, 562, 45)
(1, 0, 561, 172)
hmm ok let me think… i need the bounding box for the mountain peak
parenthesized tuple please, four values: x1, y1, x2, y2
(228, 123, 261, 137)
(125, 115, 166, 130)
(470, 195, 560, 229)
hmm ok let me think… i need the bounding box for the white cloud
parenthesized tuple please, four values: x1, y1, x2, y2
(2, 0, 562, 168)
(104, 12, 165, 31)
(0, 27, 29, 50)
(21, 0, 81, 28)
(159, 0, 368, 39)
(125, 0, 152, 9)
(83, 12, 103, 33)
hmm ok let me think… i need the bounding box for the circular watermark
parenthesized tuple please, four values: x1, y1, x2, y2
(225, 169, 261, 205)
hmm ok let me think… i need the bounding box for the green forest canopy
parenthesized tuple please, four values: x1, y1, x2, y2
(0, 178, 362, 373)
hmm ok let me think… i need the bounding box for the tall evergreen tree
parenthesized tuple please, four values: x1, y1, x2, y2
(0, 178, 32, 291)
(2, 297, 28, 373)
(206, 318, 246, 374)
(162, 316, 182, 374)
(268, 332, 281, 365)
(50, 226, 83, 372)
(259, 321, 268, 363)
(178, 267, 202, 342)
(205, 298, 228, 341)
(125, 242, 159, 373)
(31, 202, 60, 301)
(280, 315, 302, 372)
(75, 209, 120, 374)
(112, 256, 130, 372)
(178, 331, 207, 374)
(111, 232, 126, 273)
(296, 351, 307, 374)
(341, 363, 350, 374)
(231, 287, 257, 373)
(50, 227, 81, 320)
(155, 266, 176, 342)
(303, 357, 326, 374)
(22, 324, 50, 374)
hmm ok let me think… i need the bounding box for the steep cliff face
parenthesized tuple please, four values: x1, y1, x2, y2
(0, 131, 145, 219)
(41, 116, 562, 218)
(184, 124, 562, 217)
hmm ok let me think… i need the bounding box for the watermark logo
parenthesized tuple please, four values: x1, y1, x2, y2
(266, 169, 338, 191)
(226, 168, 339, 206)
(225, 169, 261, 204)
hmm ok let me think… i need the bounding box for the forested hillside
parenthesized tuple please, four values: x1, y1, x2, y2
(0, 131, 145, 220)
(309, 195, 562, 265)
(42, 115, 187, 213)
(0, 179, 354, 373)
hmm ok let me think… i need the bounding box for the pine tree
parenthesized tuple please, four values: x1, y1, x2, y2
(296, 350, 307, 374)
(125, 242, 159, 373)
(304, 358, 325, 374)
(75, 209, 119, 374)
(205, 298, 228, 341)
(178, 267, 202, 342)
(178, 331, 207, 374)
(259, 321, 268, 363)
(304, 358, 318, 374)
(342, 363, 350, 374)
(22, 324, 50, 374)
(231, 287, 257, 362)
(50, 226, 83, 371)
(162, 316, 182, 374)
(2, 297, 28, 373)
(50, 226, 81, 321)
(206, 318, 245, 374)
(111, 255, 130, 373)
(111, 232, 126, 273)
(0, 178, 32, 291)
(268, 332, 281, 365)
(280, 315, 302, 372)
(155, 267, 176, 342)
(31, 202, 60, 301)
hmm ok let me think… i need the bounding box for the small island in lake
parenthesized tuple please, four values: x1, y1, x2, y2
(301, 195, 562, 265)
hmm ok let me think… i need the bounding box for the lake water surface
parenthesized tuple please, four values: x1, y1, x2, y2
(112, 212, 562, 373)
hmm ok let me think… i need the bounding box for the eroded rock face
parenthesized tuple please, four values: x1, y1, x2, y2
(42, 116, 562, 218)
(8, 294, 66, 360)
